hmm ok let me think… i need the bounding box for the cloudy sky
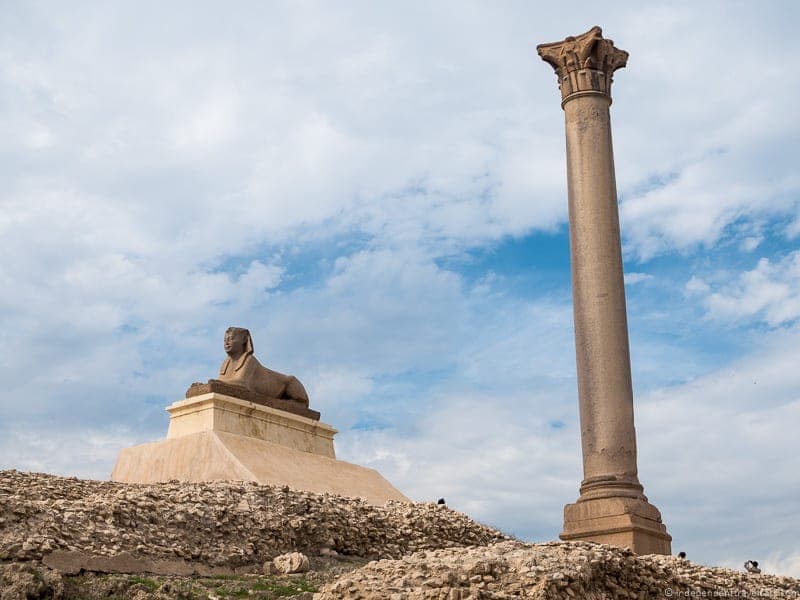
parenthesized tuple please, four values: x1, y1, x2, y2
(2, 0, 799, 577)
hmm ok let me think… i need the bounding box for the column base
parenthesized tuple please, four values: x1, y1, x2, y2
(560, 492, 672, 555)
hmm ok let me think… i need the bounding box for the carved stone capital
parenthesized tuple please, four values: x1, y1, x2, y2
(537, 26, 628, 106)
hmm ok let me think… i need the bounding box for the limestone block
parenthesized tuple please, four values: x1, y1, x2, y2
(110, 430, 409, 505)
(166, 393, 336, 458)
(561, 496, 672, 555)
(273, 552, 310, 574)
(111, 393, 408, 505)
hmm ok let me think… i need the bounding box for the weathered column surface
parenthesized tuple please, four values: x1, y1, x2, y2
(538, 26, 671, 555)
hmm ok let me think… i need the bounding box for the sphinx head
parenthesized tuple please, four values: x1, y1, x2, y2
(223, 327, 254, 359)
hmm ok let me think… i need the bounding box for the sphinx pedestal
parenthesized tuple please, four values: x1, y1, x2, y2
(111, 393, 409, 506)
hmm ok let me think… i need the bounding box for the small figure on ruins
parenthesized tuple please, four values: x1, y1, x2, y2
(744, 560, 761, 574)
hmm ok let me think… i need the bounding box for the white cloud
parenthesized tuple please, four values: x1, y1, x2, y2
(685, 276, 710, 295)
(236, 260, 284, 299)
(762, 551, 800, 580)
(786, 211, 800, 239)
(336, 393, 579, 540)
(620, 155, 800, 260)
(306, 368, 376, 428)
(170, 89, 241, 152)
(689, 253, 800, 326)
(740, 236, 762, 252)
(0, 423, 159, 481)
(613, 5, 800, 260)
(635, 326, 800, 576)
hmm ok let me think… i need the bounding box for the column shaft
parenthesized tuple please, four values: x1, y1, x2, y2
(564, 94, 640, 489)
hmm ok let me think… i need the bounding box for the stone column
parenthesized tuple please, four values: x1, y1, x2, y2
(537, 26, 671, 555)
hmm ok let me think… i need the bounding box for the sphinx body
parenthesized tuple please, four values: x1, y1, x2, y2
(218, 351, 309, 405)
(212, 326, 309, 406)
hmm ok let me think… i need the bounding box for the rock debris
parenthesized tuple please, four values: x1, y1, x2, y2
(316, 541, 800, 599)
(0, 469, 506, 568)
(1, 470, 798, 599)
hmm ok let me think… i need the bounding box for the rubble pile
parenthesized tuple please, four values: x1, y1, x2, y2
(317, 541, 800, 599)
(2, 470, 798, 599)
(0, 470, 507, 568)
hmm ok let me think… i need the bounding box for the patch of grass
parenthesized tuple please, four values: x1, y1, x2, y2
(252, 578, 317, 596)
(210, 578, 317, 598)
(129, 575, 159, 592)
(64, 572, 319, 600)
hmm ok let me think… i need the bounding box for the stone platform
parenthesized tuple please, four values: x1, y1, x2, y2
(561, 495, 672, 555)
(166, 393, 335, 457)
(111, 393, 409, 505)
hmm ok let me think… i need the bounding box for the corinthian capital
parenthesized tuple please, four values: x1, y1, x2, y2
(537, 26, 628, 105)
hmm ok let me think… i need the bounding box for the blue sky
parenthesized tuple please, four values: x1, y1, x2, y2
(1, 0, 799, 577)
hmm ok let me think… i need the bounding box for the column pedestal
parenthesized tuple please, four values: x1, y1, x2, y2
(562, 495, 672, 555)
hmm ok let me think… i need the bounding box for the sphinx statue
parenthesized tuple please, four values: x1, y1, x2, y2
(217, 327, 309, 404)
(186, 327, 316, 419)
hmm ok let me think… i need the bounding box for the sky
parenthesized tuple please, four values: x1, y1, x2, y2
(1, 0, 799, 578)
